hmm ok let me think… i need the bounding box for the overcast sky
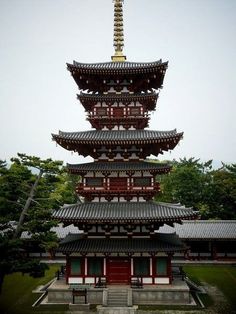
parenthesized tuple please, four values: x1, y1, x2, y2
(0, 0, 235, 166)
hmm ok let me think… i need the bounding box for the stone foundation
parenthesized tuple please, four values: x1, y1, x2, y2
(47, 279, 192, 306)
(69, 303, 90, 311)
(132, 279, 191, 305)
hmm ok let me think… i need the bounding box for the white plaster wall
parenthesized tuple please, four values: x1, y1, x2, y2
(143, 278, 153, 284)
(85, 278, 95, 284)
(154, 278, 170, 284)
(68, 277, 83, 284)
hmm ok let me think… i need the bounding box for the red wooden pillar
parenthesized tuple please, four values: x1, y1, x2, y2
(167, 253, 173, 284)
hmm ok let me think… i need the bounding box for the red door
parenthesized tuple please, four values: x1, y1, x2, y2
(109, 177, 127, 191)
(107, 258, 130, 284)
(113, 108, 124, 118)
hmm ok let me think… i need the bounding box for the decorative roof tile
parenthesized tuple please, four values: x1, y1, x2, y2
(68, 60, 168, 74)
(78, 92, 158, 102)
(52, 202, 197, 223)
(21, 224, 81, 240)
(67, 60, 168, 92)
(159, 220, 236, 240)
(78, 92, 158, 111)
(53, 129, 182, 144)
(57, 233, 184, 253)
(67, 161, 171, 174)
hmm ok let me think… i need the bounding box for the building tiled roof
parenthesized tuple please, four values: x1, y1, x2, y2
(68, 60, 168, 75)
(57, 232, 184, 254)
(54, 129, 179, 142)
(67, 161, 171, 174)
(21, 224, 81, 240)
(67, 60, 168, 92)
(158, 220, 236, 240)
(52, 202, 197, 224)
(52, 129, 182, 149)
(78, 92, 158, 111)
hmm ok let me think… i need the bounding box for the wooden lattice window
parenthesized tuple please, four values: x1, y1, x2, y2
(109, 177, 127, 190)
(113, 108, 124, 117)
(88, 258, 103, 276)
(133, 177, 150, 186)
(71, 259, 82, 275)
(97, 108, 107, 116)
(134, 258, 149, 276)
(156, 258, 167, 276)
(86, 178, 103, 187)
(130, 107, 140, 116)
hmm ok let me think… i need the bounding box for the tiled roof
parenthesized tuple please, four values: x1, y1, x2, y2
(57, 232, 184, 253)
(77, 92, 158, 103)
(21, 224, 81, 240)
(68, 60, 168, 75)
(67, 161, 171, 174)
(78, 92, 158, 110)
(158, 220, 236, 240)
(52, 129, 182, 145)
(52, 202, 197, 223)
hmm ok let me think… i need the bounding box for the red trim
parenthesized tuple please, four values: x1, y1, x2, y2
(107, 257, 131, 284)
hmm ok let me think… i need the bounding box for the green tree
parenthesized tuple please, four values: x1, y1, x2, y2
(155, 158, 236, 220)
(0, 159, 33, 224)
(156, 158, 211, 209)
(11, 153, 63, 238)
(0, 153, 81, 292)
(200, 163, 236, 219)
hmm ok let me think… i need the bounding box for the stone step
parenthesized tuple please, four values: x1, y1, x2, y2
(108, 298, 127, 302)
(108, 296, 127, 300)
(107, 288, 128, 307)
(108, 291, 127, 294)
(108, 294, 127, 298)
(108, 301, 127, 305)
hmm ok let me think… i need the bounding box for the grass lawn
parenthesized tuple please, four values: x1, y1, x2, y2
(0, 264, 236, 313)
(0, 264, 68, 314)
(184, 265, 236, 311)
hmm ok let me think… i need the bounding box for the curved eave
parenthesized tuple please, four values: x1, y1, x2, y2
(57, 235, 185, 254)
(53, 202, 198, 224)
(67, 60, 168, 75)
(66, 161, 171, 175)
(77, 92, 158, 111)
(67, 60, 168, 92)
(52, 130, 183, 157)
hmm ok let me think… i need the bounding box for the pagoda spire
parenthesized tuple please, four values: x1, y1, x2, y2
(111, 0, 126, 62)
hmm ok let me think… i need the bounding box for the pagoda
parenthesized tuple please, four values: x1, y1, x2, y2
(52, 0, 196, 289)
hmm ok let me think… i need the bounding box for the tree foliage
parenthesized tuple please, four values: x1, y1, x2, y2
(0, 153, 79, 292)
(155, 158, 236, 219)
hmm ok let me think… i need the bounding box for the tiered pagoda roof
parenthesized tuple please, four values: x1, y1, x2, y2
(78, 92, 158, 111)
(67, 60, 168, 92)
(67, 161, 171, 175)
(52, 0, 198, 271)
(57, 233, 185, 254)
(52, 129, 183, 157)
(53, 202, 197, 225)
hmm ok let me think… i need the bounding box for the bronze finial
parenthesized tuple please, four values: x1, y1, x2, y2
(111, 0, 126, 62)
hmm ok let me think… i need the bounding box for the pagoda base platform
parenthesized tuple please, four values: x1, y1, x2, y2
(46, 279, 193, 306)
